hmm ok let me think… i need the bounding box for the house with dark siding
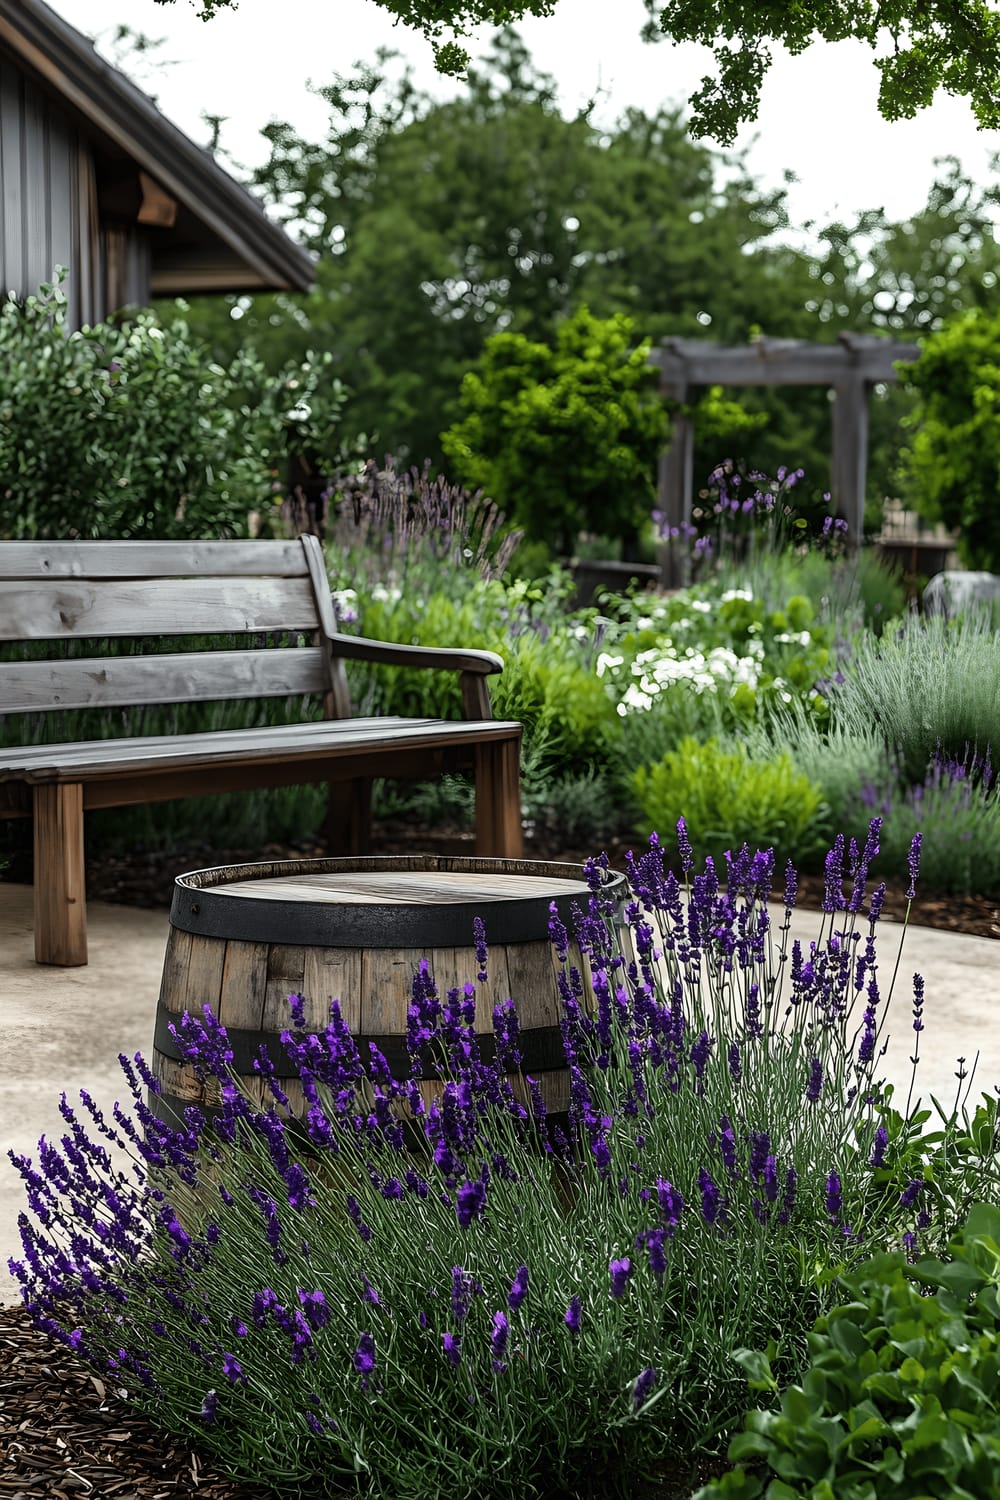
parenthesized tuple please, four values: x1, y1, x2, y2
(0, 0, 313, 327)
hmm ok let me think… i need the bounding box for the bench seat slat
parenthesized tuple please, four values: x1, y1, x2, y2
(0, 576, 321, 640)
(0, 541, 310, 579)
(0, 717, 522, 782)
(0, 647, 330, 712)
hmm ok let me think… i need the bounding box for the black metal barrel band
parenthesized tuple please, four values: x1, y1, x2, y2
(154, 1006, 568, 1082)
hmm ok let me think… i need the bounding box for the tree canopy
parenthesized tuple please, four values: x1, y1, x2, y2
(160, 0, 1000, 143)
(177, 34, 1000, 527)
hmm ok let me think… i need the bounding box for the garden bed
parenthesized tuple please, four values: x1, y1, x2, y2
(0, 1303, 732, 1499)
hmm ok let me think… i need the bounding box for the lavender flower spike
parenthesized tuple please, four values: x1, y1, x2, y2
(609, 1257, 632, 1299)
(508, 1265, 529, 1312)
(564, 1295, 582, 1335)
(906, 833, 923, 900)
(632, 1366, 657, 1412)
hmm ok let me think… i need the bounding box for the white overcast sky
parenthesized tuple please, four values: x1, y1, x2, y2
(51, 0, 999, 240)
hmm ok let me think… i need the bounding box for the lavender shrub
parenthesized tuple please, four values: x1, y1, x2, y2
(9, 828, 997, 1498)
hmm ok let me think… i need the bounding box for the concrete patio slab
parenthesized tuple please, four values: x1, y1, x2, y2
(1, 880, 997, 1305)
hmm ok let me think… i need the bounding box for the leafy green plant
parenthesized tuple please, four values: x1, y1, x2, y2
(0, 276, 351, 540)
(441, 306, 669, 556)
(632, 736, 828, 871)
(696, 1200, 1000, 1500)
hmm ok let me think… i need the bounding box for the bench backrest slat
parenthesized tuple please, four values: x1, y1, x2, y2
(0, 576, 321, 641)
(0, 541, 311, 579)
(0, 647, 330, 714)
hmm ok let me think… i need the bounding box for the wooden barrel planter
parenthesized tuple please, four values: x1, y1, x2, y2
(152, 855, 626, 1132)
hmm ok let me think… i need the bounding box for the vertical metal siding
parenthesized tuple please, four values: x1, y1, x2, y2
(0, 59, 103, 326)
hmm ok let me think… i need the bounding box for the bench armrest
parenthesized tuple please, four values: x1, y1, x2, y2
(328, 634, 504, 719)
(329, 635, 503, 675)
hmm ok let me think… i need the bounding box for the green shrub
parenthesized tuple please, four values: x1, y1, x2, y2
(632, 736, 828, 871)
(441, 305, 669, 555)
(900, 305, 1000, 570)
(696, 1199, 1000, 1499)
(0, 276, 351, 540)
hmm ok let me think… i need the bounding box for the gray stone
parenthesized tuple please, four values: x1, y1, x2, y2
(923, 570, 1000, 616)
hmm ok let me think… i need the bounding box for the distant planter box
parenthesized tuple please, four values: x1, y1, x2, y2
(875, 537, 955, 582)
(570, 558, 662, 608)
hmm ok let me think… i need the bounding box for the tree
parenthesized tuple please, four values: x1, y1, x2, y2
(180, 36, 828, 472)
(441, 305, 670, 554)
(898, 307, 1000, 570)
(156, 0, 1000, 144)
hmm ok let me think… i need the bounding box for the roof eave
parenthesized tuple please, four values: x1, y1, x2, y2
(0, 0, 315, 294)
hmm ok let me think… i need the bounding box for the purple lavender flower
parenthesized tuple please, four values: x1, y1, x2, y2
(784, 860, 798, 912)
(868, 882, 886, 923)
(451, 1266, 475, 1325)
(676, 817, 694, 873)
(631, 1366, 657, 1411)
(871, 1125, 889, 1169)
(456, 1177, 487, 1228)
(473, 917, 489, 982)
(906, 833, 922, 899)
(492, 999, 522, 1073)
(823, 835, 845, 912)
(490, 1310, 509, 1364)
(353, 1332, 375, 1377)
(717, 1115, 738, 1178)
(727, 1042, 742, 1082)
(442, 1331, 462, 1367)
(698, 1168, 724, 1226)
(777, 1166, 797, 1225)
(564, 1295, 582, 1335)
(825, 1172, 843, 1225)
(912, 973, 925, 1034)
(749, 1131, 771, 1181)
(508, 1265, 529, 1312)
(806, 1057, 823, 1104)
(345, 1194, 372, 1244)
(763, 1156, 779, 1204)
(900, 1179, 923, 1210)
(221, 1353, 244, 1384)
(199, 1389, 219, 1423)
(655, 1178, 684, 1235)
(645, 1229, 667, 1280)
(609, 1257, 632, 1298)
(298, 1289, 329, 1331)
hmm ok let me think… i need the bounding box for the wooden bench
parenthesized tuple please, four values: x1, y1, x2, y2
(0, 537, 523, 967)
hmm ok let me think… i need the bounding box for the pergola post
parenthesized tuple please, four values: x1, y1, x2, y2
(831, 377, 869, 545)
(656, 380, 694, 588)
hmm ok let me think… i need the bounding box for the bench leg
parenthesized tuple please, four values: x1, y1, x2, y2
(474, 738, 523, 858)
(325, 778, 373, 855)
(33, 783, 88, 966)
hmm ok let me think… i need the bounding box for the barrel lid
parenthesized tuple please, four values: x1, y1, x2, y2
(169, 855, 626, 947)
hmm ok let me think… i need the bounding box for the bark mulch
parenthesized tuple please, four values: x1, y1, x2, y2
(2, 827, 995, 1498)
(0, 1304, 273, 1500)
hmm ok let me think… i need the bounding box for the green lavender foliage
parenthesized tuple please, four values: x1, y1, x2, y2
(696, 1199, 1000, 1500)
(826, 610, 1000, 783)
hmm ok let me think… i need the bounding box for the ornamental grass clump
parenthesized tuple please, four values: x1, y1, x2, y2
(9, 829, 988, 1498)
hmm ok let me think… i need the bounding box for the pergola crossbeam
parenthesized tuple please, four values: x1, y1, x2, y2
(649, 332, 920, 584)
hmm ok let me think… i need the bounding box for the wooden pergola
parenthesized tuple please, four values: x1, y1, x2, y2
(649, 332, 919, 583)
